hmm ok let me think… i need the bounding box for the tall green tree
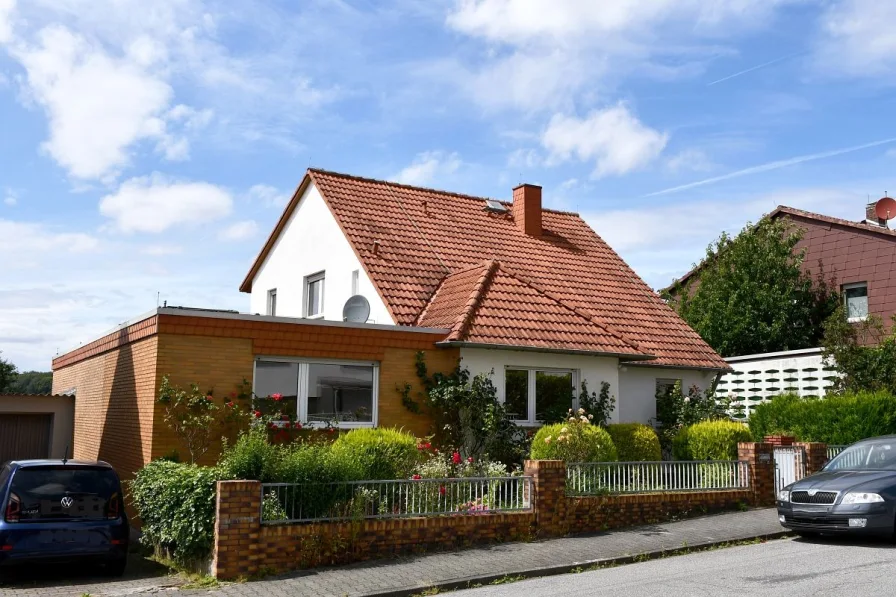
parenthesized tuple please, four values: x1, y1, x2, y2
(666, 218, 839, 358)
(9, 371, 53, 394)
(0, 352, 17, 394)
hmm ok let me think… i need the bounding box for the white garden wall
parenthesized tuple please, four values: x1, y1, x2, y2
(249, 183, 393, 324)
(718, 347, 837, 420)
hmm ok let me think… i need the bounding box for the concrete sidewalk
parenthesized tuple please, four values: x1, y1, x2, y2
(0, 508, 785, 597)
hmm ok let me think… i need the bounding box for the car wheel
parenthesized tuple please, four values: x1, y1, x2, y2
(102, 557, 127, 577)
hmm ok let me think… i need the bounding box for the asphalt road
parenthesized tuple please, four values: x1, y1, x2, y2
(454, 536, 896, 597)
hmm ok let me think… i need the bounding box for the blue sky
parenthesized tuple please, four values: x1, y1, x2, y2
(2, 0, 895, 370)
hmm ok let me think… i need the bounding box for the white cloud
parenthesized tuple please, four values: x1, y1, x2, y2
(3, 189, 16, 206)
(541, 103, 668, 178)
(0, 219, 99, 255)
(99, 174, 232, 233)
(140, 244, 182, 256)
(394, 151, 462, 186)
(507, 148, 542, 169)
(218, 220, 258, 241)
(665, 149, 714, 174)
(246, 184, 291, 208)
(814, 0, 896, 78)
(0, 0, 14, 44)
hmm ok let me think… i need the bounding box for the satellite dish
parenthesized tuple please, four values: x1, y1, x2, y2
(343, 295, 371, 323)
(875, 196, 896, 221)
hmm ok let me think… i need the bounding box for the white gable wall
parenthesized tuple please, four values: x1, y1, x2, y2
(249, 182, 393, 324)
(617, 366, 717, 424)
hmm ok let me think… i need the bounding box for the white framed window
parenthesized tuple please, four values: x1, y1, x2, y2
(843, 282, 869, 322)
(655, 378, 680, 397)
(266, 288, 277, 316)
(504, 367, 577, 425)
(351, 269, 359, 295)
(304, 271, 325, 318)
(253, 357, 378, 428)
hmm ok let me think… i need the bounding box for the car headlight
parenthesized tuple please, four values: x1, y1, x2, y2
(841, 492, 885, 504)
(777, 490, 790, 502)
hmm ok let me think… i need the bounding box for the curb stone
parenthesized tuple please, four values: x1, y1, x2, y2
(358, 530, 792, 597)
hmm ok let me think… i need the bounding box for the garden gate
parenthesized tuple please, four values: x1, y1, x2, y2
(773, 446, 806, 493)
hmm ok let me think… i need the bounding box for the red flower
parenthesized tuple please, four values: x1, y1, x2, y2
(272, 393, 283, 402)
(439, 486, 446, 495)
(451, 452, 461, 465)
(294, 422, 303, 430)
(327, 428, 336, 434)
(281, 414, 290, 421)
(205, 395, 213, 401)
(423, 442, 432, 450)
(417, 443, 425, 450)
(466, 456, 474, 463)
(254, 410, 262, 418)
(412, 474, 422, 480)
(226, 401, 235, 408)
(229, 391, 237, 398)
(268, 422, 276, 429)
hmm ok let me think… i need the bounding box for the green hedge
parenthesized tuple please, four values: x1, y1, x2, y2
(530, 422, 618, 462)
(673, 420, 752, 461)
(606, 423, 661, 461)
(749, 391, 896, 444)
(129, 460, 223, 565)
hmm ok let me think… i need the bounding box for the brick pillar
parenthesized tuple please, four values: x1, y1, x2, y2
(524, 460, 567, 538)
(737, 442, 776, 507)
(795, 442, 828, 475)
(212, 480, 262, 580)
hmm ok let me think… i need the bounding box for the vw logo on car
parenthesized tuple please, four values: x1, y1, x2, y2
(60, 496, 74, 508)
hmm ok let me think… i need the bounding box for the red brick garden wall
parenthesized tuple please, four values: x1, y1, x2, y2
(212, 445, 779, 579)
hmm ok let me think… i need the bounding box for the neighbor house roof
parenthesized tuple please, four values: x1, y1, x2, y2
(242, 169, 729, 369)
(666, 204, 896, 293)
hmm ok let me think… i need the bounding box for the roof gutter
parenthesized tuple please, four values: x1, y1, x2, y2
(436, 340, 656, 361)
(626, 361, 732, 373)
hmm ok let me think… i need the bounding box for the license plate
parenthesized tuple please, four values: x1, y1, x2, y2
(38, 530, 92, 545)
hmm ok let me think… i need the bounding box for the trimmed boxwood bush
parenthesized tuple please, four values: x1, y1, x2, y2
(673, 420, 752, 461)
(129, 460, 223, 565)
(606, 423, 661, 461)
(331, 427, 420, 480)
(530, 422, 618, 462)
(749, 391, 896, 444)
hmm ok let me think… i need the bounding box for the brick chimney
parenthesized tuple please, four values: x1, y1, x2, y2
(512, 184, 542, 236)
(866, 201, 886, 226)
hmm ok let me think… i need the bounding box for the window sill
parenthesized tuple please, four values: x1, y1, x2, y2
(303, 314, 325, 320)
(847, 316, 868, 323)
(267, 421, 375, 429)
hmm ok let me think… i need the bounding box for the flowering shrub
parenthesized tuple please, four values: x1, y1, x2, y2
(413, 447, 510, 480)
(157, 376, 253, 463)
(654, 381, 731, 458)
(529, 409, 618, 462)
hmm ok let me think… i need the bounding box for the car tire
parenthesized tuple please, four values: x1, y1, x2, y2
(103, 557, 127, 577)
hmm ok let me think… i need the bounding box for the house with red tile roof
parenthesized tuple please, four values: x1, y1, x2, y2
(239, 169, 728, 425)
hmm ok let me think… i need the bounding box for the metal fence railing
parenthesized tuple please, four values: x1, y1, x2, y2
(566, 461, 751, 496)
(261, 476, 532, 524)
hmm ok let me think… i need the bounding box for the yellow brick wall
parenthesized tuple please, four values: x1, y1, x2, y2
(52, 335, 158, 480)
(378, 347, 458, 437)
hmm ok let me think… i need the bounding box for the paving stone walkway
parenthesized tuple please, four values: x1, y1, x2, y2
(0, 508, 783, 597)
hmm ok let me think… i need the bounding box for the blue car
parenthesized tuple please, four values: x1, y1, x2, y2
(0, 460, 128, 576)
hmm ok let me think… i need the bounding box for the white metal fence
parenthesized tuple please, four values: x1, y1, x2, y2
(773, 446, 806, 492)
(826, 445, 847, 462)
(719, 348, 838, 420)
(261, 476, 532, 524)
(566, 461, 750, 496)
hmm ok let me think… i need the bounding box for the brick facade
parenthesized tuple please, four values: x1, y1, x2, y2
(52, 310, 459, 478)
(794, 442, 828, 475)
(738, 442, 776, 507)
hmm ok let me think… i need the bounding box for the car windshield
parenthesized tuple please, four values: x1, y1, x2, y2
(8, 466, 120, 521)
(825, 440, 896, 471)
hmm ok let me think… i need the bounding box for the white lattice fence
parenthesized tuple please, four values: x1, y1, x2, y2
(718, 348, 839, 420)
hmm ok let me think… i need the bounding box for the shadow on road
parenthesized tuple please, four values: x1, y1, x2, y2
(0, 553, 177, 590)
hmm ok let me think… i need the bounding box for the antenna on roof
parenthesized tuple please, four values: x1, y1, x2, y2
(62, 445, 69, 465)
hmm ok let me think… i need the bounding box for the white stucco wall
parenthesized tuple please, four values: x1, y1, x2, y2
(617, 365, 717, 424)
(249, 182, 393, 324)
(459, 347, 622, 423)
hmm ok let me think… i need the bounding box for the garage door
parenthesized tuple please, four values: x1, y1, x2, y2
(0, 414, 52, 464)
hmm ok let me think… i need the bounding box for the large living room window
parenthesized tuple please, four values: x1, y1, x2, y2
(504, 367, 576, 425)
(843, 282, 868, 322)
(253, 358, 377, 427)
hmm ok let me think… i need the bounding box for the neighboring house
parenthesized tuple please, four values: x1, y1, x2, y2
(52, 169, 727, 479)
(668, 202, 896, 331)
(240, 169, 727, 425)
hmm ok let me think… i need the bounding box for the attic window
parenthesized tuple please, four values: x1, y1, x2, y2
(484, 199, 507, 212)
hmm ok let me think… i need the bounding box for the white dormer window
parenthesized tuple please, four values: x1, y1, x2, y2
(305, 271, 325, 318)
(843, 282, 868, 322)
